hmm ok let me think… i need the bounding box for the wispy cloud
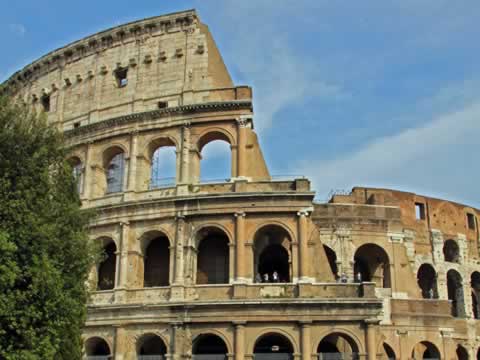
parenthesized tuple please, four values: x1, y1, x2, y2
(8, 23, 26, 37)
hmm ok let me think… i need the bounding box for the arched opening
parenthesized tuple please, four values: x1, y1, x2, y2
(324, 245, 339, 280)
(417, 264, 438, 299)
(137, 334, 167, 358)
(383, 342, 396, 360)
(447, 269, 466, 318)
(198, 132, 232, 183)
(456, 345, 469, 360)
(443, 239, 460, 263)
(254, 333, 294, 360)
(317, 333, 359, 360)
(104, 147, 125, 194)
(353, 243, 391, 287)
(68, 157, 83, 194)
(411, 341, 441, 359)
(471, 272, 480, 319)
(192, 334, 228, 360)
(85, 337, 111, 357)
(149, 139, 177, 189)
(196, 228, 229, 284)
(97, 241, 116, 290)
(477, 348, 480, 360)
(143, 235, 170, 287)
(253, 225, 292, 283)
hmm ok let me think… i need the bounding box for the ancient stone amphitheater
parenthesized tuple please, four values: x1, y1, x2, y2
(4, 9, 480, 360)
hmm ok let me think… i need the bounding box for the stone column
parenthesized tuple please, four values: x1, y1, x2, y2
(235, 212, 247, 282)
(234, 321, 246, 360)
(117, 222, 130, 289)
(365, 319, 378, 360)
(300, 321, 312, 360)
(297, 210, 311, 282)
(178, 124, 191, 195)
(83, 140, 94, 201)
(396, 330, 408, 360)
(114, 325, 127, 360)
(127, 130, 139, 192)
(237, 118, 247, 179)
(171, 215, 186, 300)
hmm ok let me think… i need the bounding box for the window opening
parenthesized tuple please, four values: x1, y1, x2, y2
(158, 101, 168, 109)
(106, 152, 124, 193)
(115, 67, 128, 87)
(415, 202, 425, 220)
(41, 94, 50, 112)
(467, 213, 476, 230)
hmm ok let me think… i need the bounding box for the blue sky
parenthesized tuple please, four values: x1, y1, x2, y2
(2, 1, 480, 207)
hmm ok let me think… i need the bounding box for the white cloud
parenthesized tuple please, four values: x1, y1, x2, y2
(8, 23, 26, 37)
(298, 100, 480, 206)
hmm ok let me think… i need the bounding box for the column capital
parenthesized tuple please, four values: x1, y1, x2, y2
(297, 207, 313, 217)
(365, 318, 380, 326)
(299, 320, 312, 326)
(175, 213, 186, 221)
(130, 129, 139, 136)
(236, 115, 252, 128)
(120, 221, 130, 227)
(234, 211, 246, 218)
(233, 320, 247, 326)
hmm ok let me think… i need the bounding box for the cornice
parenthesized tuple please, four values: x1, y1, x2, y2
(1, 9, 198, 94)
(64, 100, 253, 138)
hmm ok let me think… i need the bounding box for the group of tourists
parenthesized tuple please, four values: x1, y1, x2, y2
(256, 271, 285, 283)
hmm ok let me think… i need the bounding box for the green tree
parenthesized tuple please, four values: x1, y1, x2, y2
(0, 95, 96, 359)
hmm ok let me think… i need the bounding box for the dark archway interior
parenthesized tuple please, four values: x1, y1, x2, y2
(383, 343, 396, 359)
(412, 341, 440, 359)
(456, 345, 469, 360)
(86, 337, 111, 356)
(98, 242, 116, 290)
(139, 335, 167, 355)
(258, 244, 290, 282)
(471, 272, 480, 319)
(443, 240, 460, 263)
(197, 230, 229, 284)
(447, 270, 465, 318)
(354, 244, 391, 287)
(317, 333, 358, 357)
(254, 334, 294, 354)
(417, 264, 438, 299)
(193, 334, 228, 354)
(144, 236, 170, 287)
(324, 245, 338, 279)
(423, 348, 440, 359)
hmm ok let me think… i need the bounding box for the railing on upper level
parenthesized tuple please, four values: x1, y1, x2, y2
(192, 355, 226, 360)
(138, 356, 166, 360)
(317, 354, 359, 360)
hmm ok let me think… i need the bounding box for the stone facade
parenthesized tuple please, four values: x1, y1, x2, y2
(4, 9, 480, 360)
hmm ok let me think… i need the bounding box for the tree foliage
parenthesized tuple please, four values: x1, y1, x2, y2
(0, 96, 96, 359)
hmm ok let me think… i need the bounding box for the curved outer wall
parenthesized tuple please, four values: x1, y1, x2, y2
(5, 9, 480, 360)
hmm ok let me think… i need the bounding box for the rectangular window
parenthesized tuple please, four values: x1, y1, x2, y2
(415, 202, 425, 220)
(114, 67, 128, 88)
(467, 213, 476, 230)
(41, 95, 50, 112)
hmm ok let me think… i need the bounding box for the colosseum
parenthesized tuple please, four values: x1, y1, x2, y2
(3, 9, 480, 360)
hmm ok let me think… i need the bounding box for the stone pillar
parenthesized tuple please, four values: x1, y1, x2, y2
(178, 124, 191, 194)
(171, 215, 186, 300)
(235, 212, 247, 282)
(234, 321, 246, 360)
(83, 141, 94, 201)
(236, 117, 248, 179)
(127, 130, 138, 192)
(300, 321, 312, 360)
(117, 222, 130, 288)
(298, 210, 311, 282)
(396, 330, 408, 360)
(366, 319, 378, 360)
(114, 325, 127, 360)
(171, 322, 184, 360)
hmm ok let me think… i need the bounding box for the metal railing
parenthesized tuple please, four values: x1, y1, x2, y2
(138, 356, 166, 360)
(318, 354, 359, 360)
(192, 355, 226, 360)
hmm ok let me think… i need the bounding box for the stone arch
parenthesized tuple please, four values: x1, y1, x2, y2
(411, 341, 441, 359)
(136, 333, 168, 356)
(195, 128, 235, 183)
(97, 237, 117, 290)
(316, 332, 360, 359)
(315, 328, 364, 355)
(443, 239, 461, 263)
(353, 243, 391, 287)
(84, 336, 112, 356)
(447, 269, 466, 318)
(195, 226, 230, 284)
(324, 245, 339, 279)
(192, 332, 230, 358)
(139, 230, 171, 287)
(145, 136, 178, 189)
(456, 344, 469, 360)
(253, 332, 295, 357)
(253, 224, 293, 283)
(382, 342, 396, 359)
(472, 271, 480, 319)
(417, 263, 438, 299)
(67, 156, 84, 193)
(102, 145, 126, 194)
